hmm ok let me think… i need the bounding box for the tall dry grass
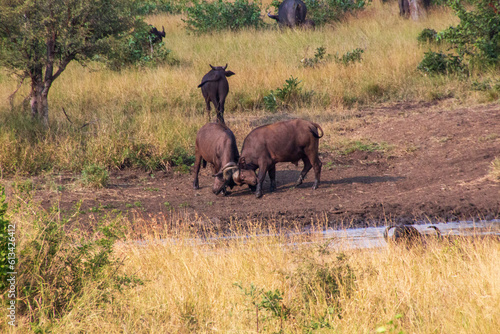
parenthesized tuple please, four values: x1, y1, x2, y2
(0, 1, 498, 175)
(3, 212, 497, 333)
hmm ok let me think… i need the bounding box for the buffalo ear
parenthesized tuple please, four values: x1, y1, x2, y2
(238, 157, 246, 169)
(225, 70, 235, 77)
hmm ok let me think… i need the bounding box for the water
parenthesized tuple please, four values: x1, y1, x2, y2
(317, 219, 500, 250)
(127, 219, 500, 251)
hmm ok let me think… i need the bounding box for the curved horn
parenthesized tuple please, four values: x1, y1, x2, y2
(210, 64, 215, 70)
(223, 63, 228, 70)
(232, 169, 242, 185)
(221, 162, 238, 180)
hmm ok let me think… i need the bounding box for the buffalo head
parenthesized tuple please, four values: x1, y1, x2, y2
(212, 160, 257, 195)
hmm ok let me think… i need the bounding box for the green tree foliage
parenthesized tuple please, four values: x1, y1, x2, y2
(437, 0, 500, 67)
(131, 0, 190, 14)
(184, 0, 265, 33)
(0, 0, 137, 126)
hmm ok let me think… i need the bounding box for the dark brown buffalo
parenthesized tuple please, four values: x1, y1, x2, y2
(384, 225, 444, 246)
(149, 25, 165, 44)
(239, 119, 323, 198)
(193, 122, 257, 195)
(384, 225, 422, 244)
(198, 64, 235, 124)
(268, 0, 308, 28)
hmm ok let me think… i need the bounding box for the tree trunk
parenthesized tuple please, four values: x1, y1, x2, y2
(409, 0, 427, 20)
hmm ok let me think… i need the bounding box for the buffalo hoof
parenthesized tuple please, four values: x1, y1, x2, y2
(312, 181, 319, 190)
(193, 183, 199, 190)
(295, 176, 304, 187)
(255, 190, 263, 199)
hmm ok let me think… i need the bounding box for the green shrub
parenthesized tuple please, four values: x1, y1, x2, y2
(334, 48, 364, 65)
(418, 51, 466, 75)
(131, 0, 190, 14)
(184, 0, 264, 33)
(417, 28, 438, 44)
(81, 164, 109, 189)
(263, 76, 314, 112)
(436, 0, 500, 68)
(269, 0, 368, 27)
(302, 46, 331, 68)
(16, 214, 140, 324)
(104, 20, 178, 71)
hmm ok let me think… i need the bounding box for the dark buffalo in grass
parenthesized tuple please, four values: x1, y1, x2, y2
(268, 0, 309, 28)
(198, 64, 235, 124)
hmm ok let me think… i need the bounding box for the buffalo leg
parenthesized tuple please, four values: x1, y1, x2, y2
(296, 156, 313, 187)
(312, 158, 322, 189)
(268, 165, 276, 192)
(306, 150, 322, 189)
(217, 97, 225, 124)
(204, 99, 212, 122)
(255, 163, 269, 198)
(193, 155, 202, 189)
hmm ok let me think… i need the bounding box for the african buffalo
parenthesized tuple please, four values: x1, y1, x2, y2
(239, 119, 323, 198)
(149, 25, 165, 44)
(384, 225, 422, 244)
(384, 225, 444, 246)
(268, 0, 308, 28)
(198, 64, 235, 124)
(193, 122, 257, 195)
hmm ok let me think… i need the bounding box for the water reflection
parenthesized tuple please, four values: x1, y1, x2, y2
(319, 219, 500, 250)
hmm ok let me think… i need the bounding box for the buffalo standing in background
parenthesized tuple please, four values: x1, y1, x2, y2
(193, 122, 258, 195)
(268, 0, 308, 28)
(239, 119, 323, 198)
(198, 64, 235, 124)
(149, 25, 165, 44)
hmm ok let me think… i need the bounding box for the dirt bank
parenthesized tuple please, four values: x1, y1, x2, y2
(31, 102, 500, 228)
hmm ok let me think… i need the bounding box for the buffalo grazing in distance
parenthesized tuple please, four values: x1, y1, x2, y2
(193, 122, 257, 196)
(268, 0, 312, 28)
(239, 119, 324, 198)
(384, 225, 443, 246)
(149, 25, 166, 44)
(198, 64, 235, 124)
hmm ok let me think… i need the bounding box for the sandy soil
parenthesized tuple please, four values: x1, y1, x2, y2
(31, 102, 500, 229)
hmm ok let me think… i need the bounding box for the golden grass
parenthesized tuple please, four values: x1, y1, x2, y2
(0, 2, 498, 175)
(4, 214, 497, 333)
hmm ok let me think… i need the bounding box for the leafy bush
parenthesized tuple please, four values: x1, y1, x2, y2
(81, 164, 109, 189)
(184, 0, 265, 33)
(131, 0, 190, 14)
(417, 28, 438, 44)
(418, 51, 466, 75)
(263, 76, 313, 111)
(436, 0, 500, 68)
(302, 46, 331, 67)
(269, 0, 368, 27)
(105, 20, 177, 71)
(334, 48, 364, 65)
(16, 214, 140, 324)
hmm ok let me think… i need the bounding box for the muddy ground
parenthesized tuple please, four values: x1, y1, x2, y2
(28, 102, 500, 229)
